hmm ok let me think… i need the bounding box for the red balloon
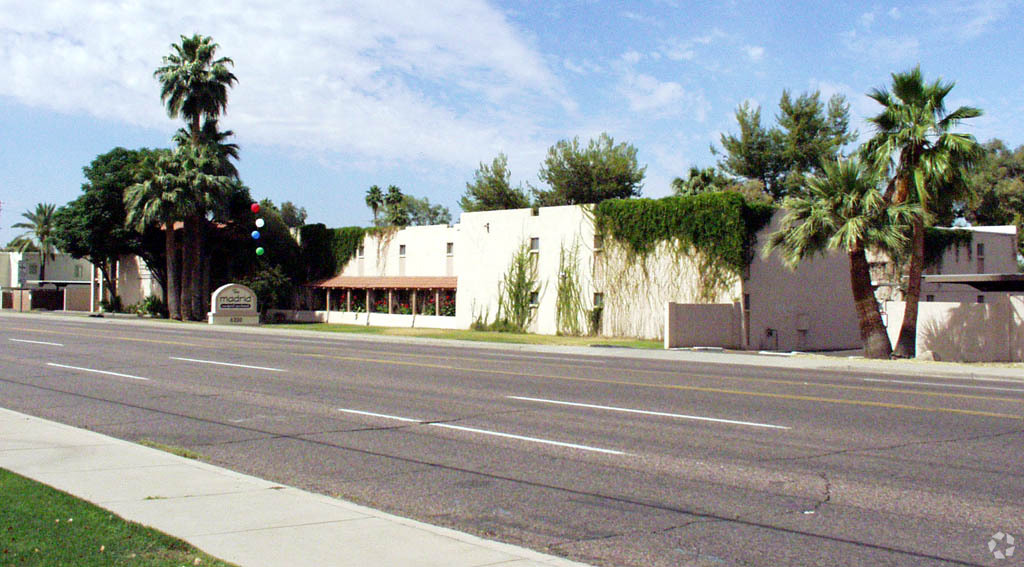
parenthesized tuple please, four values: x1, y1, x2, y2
(250, 203, 260, 213)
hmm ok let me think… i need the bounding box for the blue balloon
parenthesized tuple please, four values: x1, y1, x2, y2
(251, 230, 261, 240)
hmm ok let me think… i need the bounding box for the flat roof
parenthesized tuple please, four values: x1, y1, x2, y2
(311, 276, 457, 290)
(924, 273, 1024, 292)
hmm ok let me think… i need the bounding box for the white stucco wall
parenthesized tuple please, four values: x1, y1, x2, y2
(342, 224, 460, 279)
(456, 205, 597, 334)
(745, 212, 862, 352)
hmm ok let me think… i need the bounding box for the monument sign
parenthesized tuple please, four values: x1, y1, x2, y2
(208, 283, 259, 325)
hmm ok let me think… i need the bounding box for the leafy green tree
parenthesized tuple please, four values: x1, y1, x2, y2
(961, 139, 1024, 257)
(365, 185, 383, 224)
(863, 66, 983, 357)
(403, 195, 451, 226)
(716, 91, 854, 199)
(767, 158, 919, 359)
(52, 148, 160, 304)
(533, 133, 645, 206)
(172, 119, 239, 178)
(10, 203, 58, 282)
(460, 153, 530, 212)
(279, 201, 308, 228)
(671, 167, 736, 196)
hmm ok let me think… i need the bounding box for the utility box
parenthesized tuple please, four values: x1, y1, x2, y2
(208, 283, 259, 326)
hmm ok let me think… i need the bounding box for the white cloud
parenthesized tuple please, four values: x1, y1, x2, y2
(0, 0, 569, 168)
(860, 11, 876, 27)
(619, 72, 709, 120)
(745, 45, 765, 62)
(841, 30, 920, 63)
(888, 7, 902, 19)
(660, 29, 727, 61)
(621, 50, 643, 65)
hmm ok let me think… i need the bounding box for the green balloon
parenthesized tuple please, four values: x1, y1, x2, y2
(255, 247, 265, 256)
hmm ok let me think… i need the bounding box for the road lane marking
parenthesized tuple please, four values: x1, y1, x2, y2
(9, 338, 64, 347)
(170, 357, 285, 372)
(337, 409, 422, 423)
(337, 408, 626, 454)
(10, 326, 1023, 405)
(507, 396, 791, 430)
(863, 378, 1024, 393)
(47, 363, 149, 381)
(429, 423, 626, 455)
(309, 353, 1022, 420)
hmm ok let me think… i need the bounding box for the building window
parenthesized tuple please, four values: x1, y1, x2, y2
(357, 246, 365, 258)
(925, 294, 935, 302)
(74, 265, 83, 278)
(399, 244, 406, 257)
(977, 295, 985, 304)
(743, 293, 751, 311)
(529, 291, 539, 306)
(529, 237, 540, 253)
(977, 242, 985, 273)
(446, 242, 454, 256)
(954, 246, 960, 264)
(593, 292, 604, 307)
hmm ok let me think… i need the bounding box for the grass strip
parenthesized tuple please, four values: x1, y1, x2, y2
(0, 468, 237, 567)
(267, 322, 662, 349)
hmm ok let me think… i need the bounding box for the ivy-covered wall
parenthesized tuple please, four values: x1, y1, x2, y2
(299, 224, 367, 282)
(590, 192, 775, 339)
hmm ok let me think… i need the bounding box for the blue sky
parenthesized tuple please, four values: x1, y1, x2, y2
(2, 1, 1022, 242)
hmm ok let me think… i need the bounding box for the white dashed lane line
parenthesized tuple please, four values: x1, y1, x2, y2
(170, 357, 285, 372)
(337, 408, 626, 455)
(507, 395, 792, 430)
(47, 363, 149, 381)
(10, 338, 64, 347)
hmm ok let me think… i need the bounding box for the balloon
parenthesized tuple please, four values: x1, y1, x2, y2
(251, 230, 261, 240)
(255, 218, 265, 228)
(250, 203, 260, 213)
(255, 247, 265, 256)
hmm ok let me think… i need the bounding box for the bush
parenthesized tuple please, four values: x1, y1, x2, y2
(128, 295, 168, 317)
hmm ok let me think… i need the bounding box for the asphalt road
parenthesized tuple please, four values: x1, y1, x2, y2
(1, 312, 1022, 567)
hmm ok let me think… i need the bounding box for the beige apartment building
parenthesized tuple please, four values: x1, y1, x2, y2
(304, 205, 871, 352)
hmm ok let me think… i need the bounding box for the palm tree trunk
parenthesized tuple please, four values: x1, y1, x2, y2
(849, 246, 892, 359)
(893, 216, 925, 358)
(165, 221, 182, 320)
(189, 215, 204, 320)
(180, 220, 196, 321)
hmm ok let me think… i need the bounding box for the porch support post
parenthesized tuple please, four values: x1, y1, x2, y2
(435, 289, 440, 316)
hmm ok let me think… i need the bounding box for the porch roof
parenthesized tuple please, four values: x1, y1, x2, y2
(311, 276, 457, 290)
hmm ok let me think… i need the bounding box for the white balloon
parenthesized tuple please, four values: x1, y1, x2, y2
(255, 218, 265, 228)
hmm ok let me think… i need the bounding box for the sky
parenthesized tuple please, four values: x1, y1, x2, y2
(2, 0, 1023, 242)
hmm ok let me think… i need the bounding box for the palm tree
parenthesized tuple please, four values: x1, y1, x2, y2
(384, 185, 408, 226)
(125, 151, 186, 320)
(766, 158, 919, 359)
(862, 67, 983, 357)
(155, 34, 237, 320)
(155, 35, 237, 146)
(11, 203, 58, 282)
(365, 185, 383, 225)
(173, 118, 240, 179)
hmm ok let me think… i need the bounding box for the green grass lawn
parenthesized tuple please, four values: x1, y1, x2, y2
(0, 468, 236, 567)
(267, 322, 662, 349)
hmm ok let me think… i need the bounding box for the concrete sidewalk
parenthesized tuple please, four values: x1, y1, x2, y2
(0, 408, 591, 567)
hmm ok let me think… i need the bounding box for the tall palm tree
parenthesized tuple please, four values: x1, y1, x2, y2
(155, 34, 237, 319)
(11, 203, 58, 282)
(863, 66, 983, 357)
(766, 158, 919, 359)
(365, 185, 383, 225)
(125, 151, 186, 320)
(155, 35, 237, 146)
